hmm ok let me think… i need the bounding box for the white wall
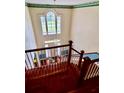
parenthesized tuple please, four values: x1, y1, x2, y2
(71, 6, 99, 52)
(25, 6, 36, 49)
(28, 8, 72, 48)
(26, 6, 99, 52)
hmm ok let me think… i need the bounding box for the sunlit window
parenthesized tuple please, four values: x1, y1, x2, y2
(40, 11, 61, 35)
(44, 39, 61, 57)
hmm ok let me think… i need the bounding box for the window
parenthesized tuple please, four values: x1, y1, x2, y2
(44, 39, 61, 57)
(40, 11, 61, 35)
(45, 44, 51, 57)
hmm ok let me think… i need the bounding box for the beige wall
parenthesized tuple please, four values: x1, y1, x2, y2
(28, 8, 72, 48)
(27, 6, 99, 52)
(25, 6, 36, 49)
(71, 6, 99, 52)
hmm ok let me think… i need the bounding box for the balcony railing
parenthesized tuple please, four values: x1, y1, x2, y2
(25, 40, 99, 83)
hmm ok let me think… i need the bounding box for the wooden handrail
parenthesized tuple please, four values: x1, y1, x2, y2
(25, 44, 70, 53)
(71, 48, 81, 54)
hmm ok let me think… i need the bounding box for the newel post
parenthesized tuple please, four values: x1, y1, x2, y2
(80, 57, 92, 80)
(78, 57, 91, 86)
(78, 50, 84, 69)
(68, 40, 73, 65)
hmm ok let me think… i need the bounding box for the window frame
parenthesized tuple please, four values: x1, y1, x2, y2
(40, 10, 62, 36)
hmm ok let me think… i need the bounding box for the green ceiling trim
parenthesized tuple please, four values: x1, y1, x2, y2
(73, 1, 99, 8)
(26, 3, 73, 9)
(25, 1, 99, 9)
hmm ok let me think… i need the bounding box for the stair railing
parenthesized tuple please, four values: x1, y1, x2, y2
(25, 40, 86, 70)
(79, 57, 99, 82)
(25, 41, 75, 70)
(25, 40, 99, 80)
(70, 48, 84, 68)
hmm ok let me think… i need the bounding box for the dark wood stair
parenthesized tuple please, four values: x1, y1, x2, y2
(25, 63, 99, 93)
(25, 63, 80, 93)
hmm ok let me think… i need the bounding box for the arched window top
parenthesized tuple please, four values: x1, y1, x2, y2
(42, 9, 59, 16)
(47, 11, 55, 17)
(47, 11, 56, 23)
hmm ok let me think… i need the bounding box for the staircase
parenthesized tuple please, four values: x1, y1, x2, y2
(25, 41, 99, 93)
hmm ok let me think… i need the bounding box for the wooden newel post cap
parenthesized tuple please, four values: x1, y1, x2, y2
(80, 50, 84, 54)
(68, 40, 73, 44)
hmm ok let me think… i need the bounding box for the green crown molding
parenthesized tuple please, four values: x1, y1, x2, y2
(25, 1, 99, 9)
(26, 3, 73, 9)
(73, 1, 99, 8)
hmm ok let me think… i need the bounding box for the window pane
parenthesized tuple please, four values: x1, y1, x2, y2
(57, 43, 61, 56)
(40, 16, 47, 35)
(47, 12, 56, 35)
(45, 44, 51, 57)
(57, 16, 61, 34)
(40, 12, 61, 36)
(39, 50, 46, 59)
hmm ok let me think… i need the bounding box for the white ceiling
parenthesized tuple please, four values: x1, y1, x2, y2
(26, 0, 98, 5)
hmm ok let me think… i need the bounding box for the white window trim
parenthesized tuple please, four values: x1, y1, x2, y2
(39, 9, 62, 36)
